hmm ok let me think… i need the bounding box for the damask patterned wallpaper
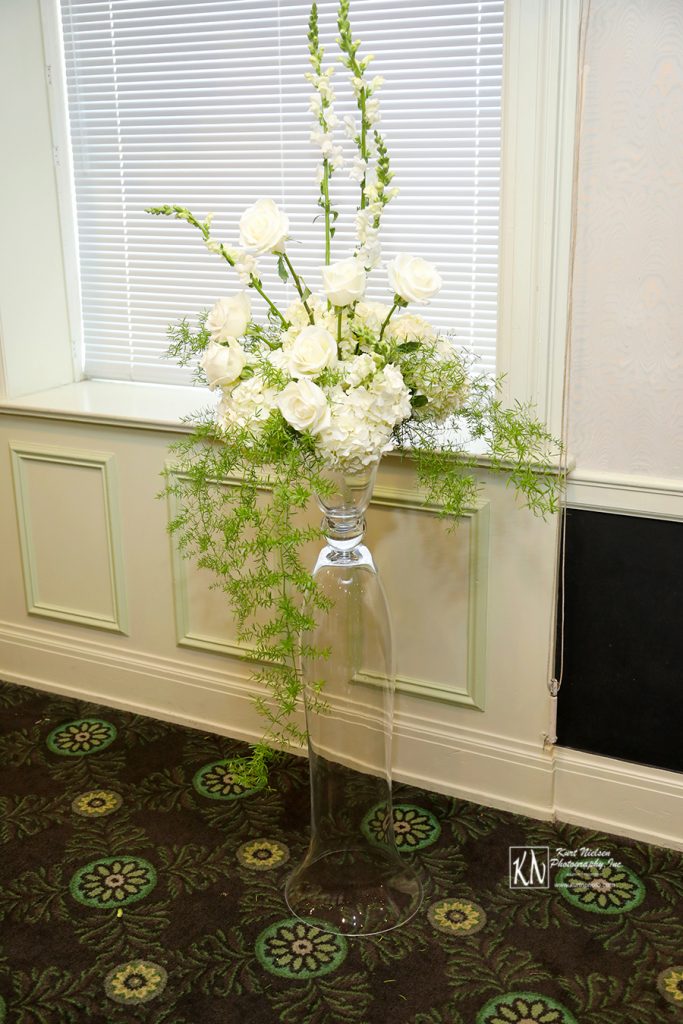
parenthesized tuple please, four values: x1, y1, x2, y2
(569, 0, 683, 478)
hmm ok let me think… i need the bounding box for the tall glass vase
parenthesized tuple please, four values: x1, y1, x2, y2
(285, 463, 422, 936)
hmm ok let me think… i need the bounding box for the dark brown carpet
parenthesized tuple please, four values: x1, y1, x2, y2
(0, 679, 681, 1023)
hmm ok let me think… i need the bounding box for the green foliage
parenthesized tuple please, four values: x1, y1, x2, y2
(165, 412, 333, 787)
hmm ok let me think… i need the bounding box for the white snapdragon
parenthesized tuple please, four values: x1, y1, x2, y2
(239, 198, 289, 254)
(234, 250, 258, 285)
(369, 75, 385, 92)
(200, 340, 247, 390)
(358, 239, 382, 270)
(206, 293, 251, 341)
(285, 324, 338, 378)
(322, 257, 366, 306)
(351, 76, 364, 98)
(277, 379, 331, 435)
(387, 253, 443, 305)
(365, 98, 381, 126)
(343, 115, 357, 139)
(349, 156, 368, 183)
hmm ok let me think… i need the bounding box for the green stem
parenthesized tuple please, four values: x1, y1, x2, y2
(337, 309, 343, 347)
(379, 301, 399, 342)
(282, 253, 314, 323)
(249, 275, 289, 328)
(322, 159, 331, 264)
(359, 88, 368, 210)
(146, 205, 289, 328)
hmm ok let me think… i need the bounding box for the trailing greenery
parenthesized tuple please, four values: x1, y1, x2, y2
(163, 316, 561, 789)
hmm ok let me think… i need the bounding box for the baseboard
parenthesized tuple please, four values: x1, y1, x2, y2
(1, 619, 681, 849)
(553, 746, 683, 851)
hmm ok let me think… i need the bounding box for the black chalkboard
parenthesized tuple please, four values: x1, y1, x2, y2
(556, 507, 683, 774)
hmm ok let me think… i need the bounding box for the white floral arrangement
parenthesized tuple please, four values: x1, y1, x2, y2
(149, 2, 470, 474)
(149, 0, 560, 784)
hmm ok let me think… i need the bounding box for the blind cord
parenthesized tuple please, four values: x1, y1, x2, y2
(544, 0, 592, 748)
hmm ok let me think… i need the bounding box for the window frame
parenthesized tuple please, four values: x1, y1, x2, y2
(0, 0, 582, 435)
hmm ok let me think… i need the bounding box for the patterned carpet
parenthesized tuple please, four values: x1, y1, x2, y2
(0, 679, 681, 1024)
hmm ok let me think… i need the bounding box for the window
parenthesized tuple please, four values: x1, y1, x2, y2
(58, 0, 503, 385)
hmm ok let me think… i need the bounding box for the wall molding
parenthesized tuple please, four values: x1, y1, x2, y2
(553, 746, 683, 850)
(168, 470, 490, 711)
(1, 617, 681, 849)
(9, 442, 128, 633)
(566, 469, 683, 521)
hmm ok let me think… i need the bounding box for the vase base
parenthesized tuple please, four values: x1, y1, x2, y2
(285, 845, 422, 936)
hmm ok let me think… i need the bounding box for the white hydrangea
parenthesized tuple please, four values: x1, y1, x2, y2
(317, 364, 411, 469)
(354, 301, 392, 333)
(217, 375, 278, 432)
(385, 313, 437, 344)
(343, 353, 376, 387)
(412, 337, 469, 420)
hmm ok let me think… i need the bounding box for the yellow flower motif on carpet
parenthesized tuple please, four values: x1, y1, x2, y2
(428, 898, 487, 935)
(657, 965, 683, 1006)
(105, 960, 167, 1005)
(236, 838, 290, 871)
(71, 790, 122, 817)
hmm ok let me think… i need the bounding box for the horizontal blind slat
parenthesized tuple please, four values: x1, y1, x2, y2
(61, 0, 502, 385)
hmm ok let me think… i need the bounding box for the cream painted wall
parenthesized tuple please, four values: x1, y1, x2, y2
(0, 413, 559, 818)
(569, 0, 683, 480)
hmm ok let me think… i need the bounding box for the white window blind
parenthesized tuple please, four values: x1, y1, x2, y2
(60, 0, 503, 385)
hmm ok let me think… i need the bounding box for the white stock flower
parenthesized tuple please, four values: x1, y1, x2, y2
(239, 198, 289, 254)
(322, 257, 366, 307)
(206, 293, 251, 341)
(285, 324, 338, 378)
(200, 340, 247, 390)
(387, 253, 442, 305)
(277, 379, 331, 435)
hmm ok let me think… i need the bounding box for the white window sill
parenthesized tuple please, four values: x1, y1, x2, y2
(0, 378, 567, 477)
(0, 379, 211, 433)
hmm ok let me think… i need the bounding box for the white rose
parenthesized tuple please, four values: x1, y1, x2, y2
(239, 198, 289, 254)
(206, 293, 251, 341)
(322, 257, 366, 307)
(277, 379, 331, 435)
(200, 341, 247, 390)
(286, 324, 338, 378)
(387, 253, 442, 305)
